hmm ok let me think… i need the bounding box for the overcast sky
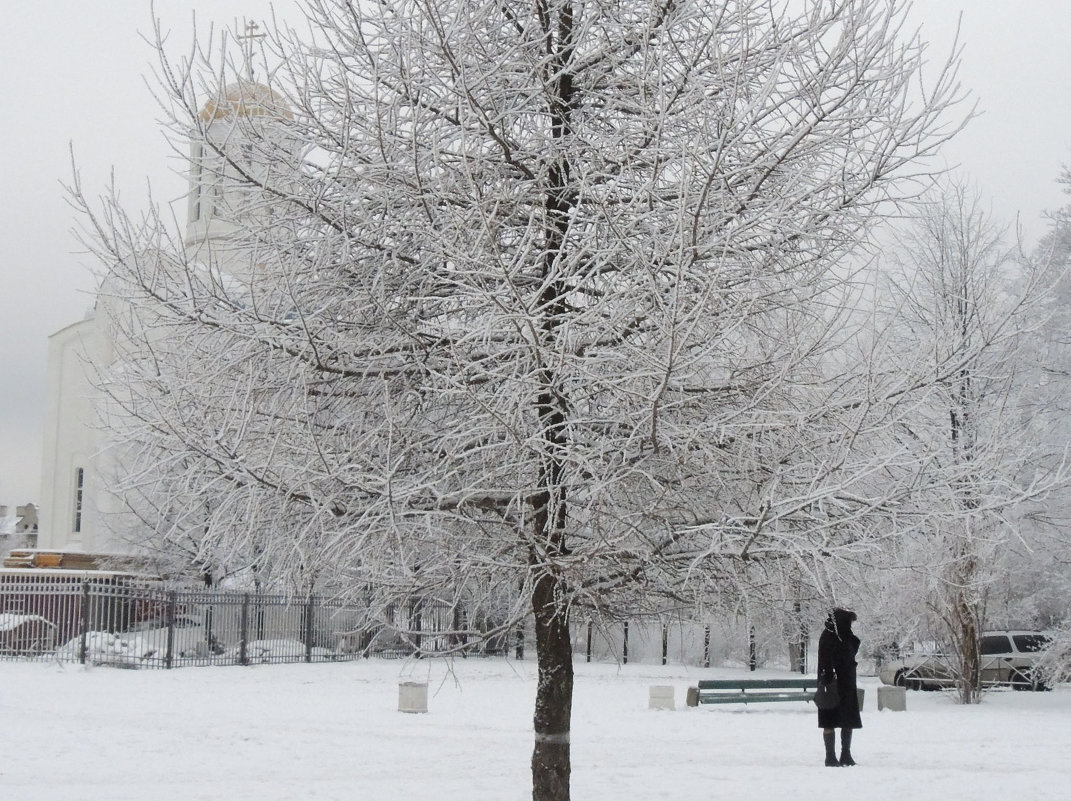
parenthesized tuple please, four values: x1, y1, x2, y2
(2, 0, 1069, 507)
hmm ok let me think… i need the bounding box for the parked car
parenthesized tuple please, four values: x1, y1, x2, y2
(126, 613, 217, 660)
(56, 614, 218, 666)
(879, 631, 1051, 691)
(0, 613, 57, 655)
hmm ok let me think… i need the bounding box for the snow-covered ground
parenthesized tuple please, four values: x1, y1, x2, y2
(1, 658, 1067, 800)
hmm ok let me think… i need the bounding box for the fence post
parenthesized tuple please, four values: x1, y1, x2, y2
(622, 621, 629, 665)
(205, 604, 215, 657)
(411, 599, 423, 657)
(798, 618, 808, 674)
(165, 590, 176, 669)
(254, 598, 265, 641)
(452, 604, 465, 655)
(789, 600, 808, 674)
(239, 594, 250, 666)
(79, 581, 90, 665)
(305, 595, 315, 663)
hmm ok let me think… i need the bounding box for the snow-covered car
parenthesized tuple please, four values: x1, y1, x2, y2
(125, 614, 216, 660)
(0, 613, 57, 655)
(879, 631, 1051, 691)
(55, 614, 216, 666)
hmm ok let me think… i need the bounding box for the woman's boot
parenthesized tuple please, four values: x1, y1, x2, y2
(823, 730, 839, 766)
(839, 728, 856, 766)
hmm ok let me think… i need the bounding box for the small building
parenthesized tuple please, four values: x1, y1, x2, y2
(0, 504, 38, 556)
(15, 504, 38, 535)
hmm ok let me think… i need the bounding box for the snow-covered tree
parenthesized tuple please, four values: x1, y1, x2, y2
(1006, 169, 1071, 683)
(877, 180, 1065, 702)
(72, 1, 965, 797)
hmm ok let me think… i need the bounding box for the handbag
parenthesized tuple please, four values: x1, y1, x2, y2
(813, 677, 839, 710)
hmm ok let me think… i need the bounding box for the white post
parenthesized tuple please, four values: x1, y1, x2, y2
(877, 685, 907, 711)
(648, 685, 675, 711)
(398, 681, 428, 713)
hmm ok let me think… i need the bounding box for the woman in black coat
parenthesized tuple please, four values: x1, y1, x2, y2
(817, 608, 862, 766)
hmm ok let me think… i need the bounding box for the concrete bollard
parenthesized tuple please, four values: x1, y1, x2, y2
(398, 681, 428, 713)
(686, 686, 700, 707)
(857, 688, 865, 711)
(649, 685, 675, 711)
(877, 685, 907, 711)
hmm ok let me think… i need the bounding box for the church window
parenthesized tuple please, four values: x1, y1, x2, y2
(191, 143, 203, 222)
(212, 178, 224, 216)
(73, 466, 84, 534)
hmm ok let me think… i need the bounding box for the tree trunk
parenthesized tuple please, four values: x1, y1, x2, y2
(956, 608, 981, 703)
(949, 580, 982, 704)
(531, 4, 576, 794)
(531, 569, 573, 801)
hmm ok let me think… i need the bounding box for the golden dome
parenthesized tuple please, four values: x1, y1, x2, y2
(199, 82, 293, 122)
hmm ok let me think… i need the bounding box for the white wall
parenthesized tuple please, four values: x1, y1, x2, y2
(37, 314, 123, 553)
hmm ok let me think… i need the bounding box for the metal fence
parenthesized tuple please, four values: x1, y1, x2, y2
(0, 573, 513, 668)
(573, 617, 805, 670)
(1, 573, 801, 671)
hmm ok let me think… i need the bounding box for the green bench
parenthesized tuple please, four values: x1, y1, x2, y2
(687, 677, 818, 706)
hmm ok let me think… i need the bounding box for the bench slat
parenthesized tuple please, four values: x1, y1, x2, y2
(697, 691, 815, 705)
(691, 677, 819, 706)
(697, 678, 816, 691)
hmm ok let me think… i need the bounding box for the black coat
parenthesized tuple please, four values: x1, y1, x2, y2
(816, 610, 862, 729)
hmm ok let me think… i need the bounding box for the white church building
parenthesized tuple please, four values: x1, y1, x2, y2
(37, 310, 112, 553)
(35, 82, 293, 560)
